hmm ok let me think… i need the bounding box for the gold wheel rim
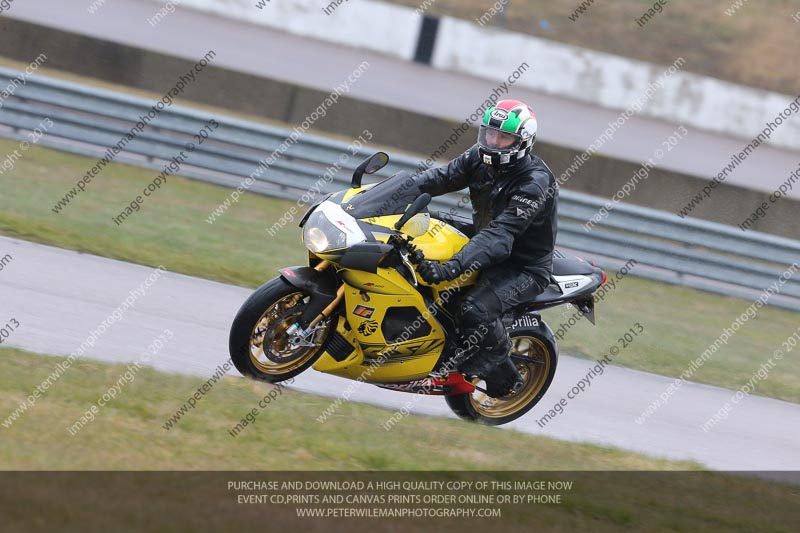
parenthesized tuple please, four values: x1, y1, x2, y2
(248, 292, 330, 375)
(467, 336, 552, 419)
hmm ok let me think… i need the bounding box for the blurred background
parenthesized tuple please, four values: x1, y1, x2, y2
(1, 0, 799, 502)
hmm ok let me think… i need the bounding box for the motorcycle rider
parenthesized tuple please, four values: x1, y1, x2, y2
(414, 99, 558, 397)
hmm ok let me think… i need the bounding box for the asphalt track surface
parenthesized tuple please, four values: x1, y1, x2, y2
(5, 0, 800, 200)
(2, 235, 798, 472)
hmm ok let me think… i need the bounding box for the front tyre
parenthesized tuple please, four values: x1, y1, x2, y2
(445, 329, 557, 426)
(229, 277, 333, 383)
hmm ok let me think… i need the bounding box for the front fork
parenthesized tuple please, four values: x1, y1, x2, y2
(283, 260, 344, 341)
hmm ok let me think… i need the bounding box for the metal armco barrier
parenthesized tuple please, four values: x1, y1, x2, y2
(1, 67, 798, 311)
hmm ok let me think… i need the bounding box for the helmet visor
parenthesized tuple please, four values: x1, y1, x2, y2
(478, 125, 521, 151)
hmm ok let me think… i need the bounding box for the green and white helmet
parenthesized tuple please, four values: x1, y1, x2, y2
(477, 99, 538, 168)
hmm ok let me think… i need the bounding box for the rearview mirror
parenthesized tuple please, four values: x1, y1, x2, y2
(351, 152, 389, 188)
(394, 193, 432, 231)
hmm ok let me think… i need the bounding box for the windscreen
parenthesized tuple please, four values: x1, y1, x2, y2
(345, 171, 424, 219)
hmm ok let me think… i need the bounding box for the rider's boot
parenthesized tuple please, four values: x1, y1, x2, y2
(459, 337, 524, 397)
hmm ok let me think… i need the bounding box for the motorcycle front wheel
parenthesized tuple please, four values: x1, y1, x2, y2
(445, 329, 557, 426)
(229, 277, 334, 383)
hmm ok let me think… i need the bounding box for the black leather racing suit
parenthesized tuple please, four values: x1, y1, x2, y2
(415, 144, 558, 370)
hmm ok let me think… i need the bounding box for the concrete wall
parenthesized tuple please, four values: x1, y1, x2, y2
(1, 16, 797, 239)
(433, 16, 800, 152)
(155, 0, 420, 61)
(161, 0, 800, 153)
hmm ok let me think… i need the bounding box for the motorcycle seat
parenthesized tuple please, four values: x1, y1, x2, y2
(551, 257, 596, 277)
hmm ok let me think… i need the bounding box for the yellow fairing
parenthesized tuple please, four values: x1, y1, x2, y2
(362, 213, 430, 238)
(412, 218, 469, 261)
(311, 214, 480, 382)
(312, 281, 446, 382)
(411, 218, 481, 290)
(340, 266, 412, 295)
(368, 217, 472, 262)
(341, 183, 376, 202)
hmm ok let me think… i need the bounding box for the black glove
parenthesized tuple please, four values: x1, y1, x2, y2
(417, 260, 460, 284)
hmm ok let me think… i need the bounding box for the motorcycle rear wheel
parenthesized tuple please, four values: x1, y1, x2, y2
(445, 329, 557, 425)
(229, 277, 334, 383)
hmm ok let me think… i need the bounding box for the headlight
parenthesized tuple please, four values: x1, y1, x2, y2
(303, 210, 347, 253)
(304, 226, 330, 253)
(301, 200, 367, 254)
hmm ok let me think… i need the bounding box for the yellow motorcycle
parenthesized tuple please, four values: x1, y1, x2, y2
(230, 153, 605, 425)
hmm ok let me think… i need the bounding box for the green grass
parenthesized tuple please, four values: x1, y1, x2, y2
(1, 138, 798, 402)
(385, 0, 800, 96)
(2, 348, 799, 532)
(0, 137, 307, 286)
(541, 275, 800, 403)
(0, 347, 696, 470)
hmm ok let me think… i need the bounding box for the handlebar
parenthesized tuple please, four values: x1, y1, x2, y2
(388, 234, 425, 263)
(387, 235, 425, 288)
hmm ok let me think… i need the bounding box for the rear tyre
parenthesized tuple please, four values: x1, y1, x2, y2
(229, 277, 334, 383)
(445, 328, 557, 425)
